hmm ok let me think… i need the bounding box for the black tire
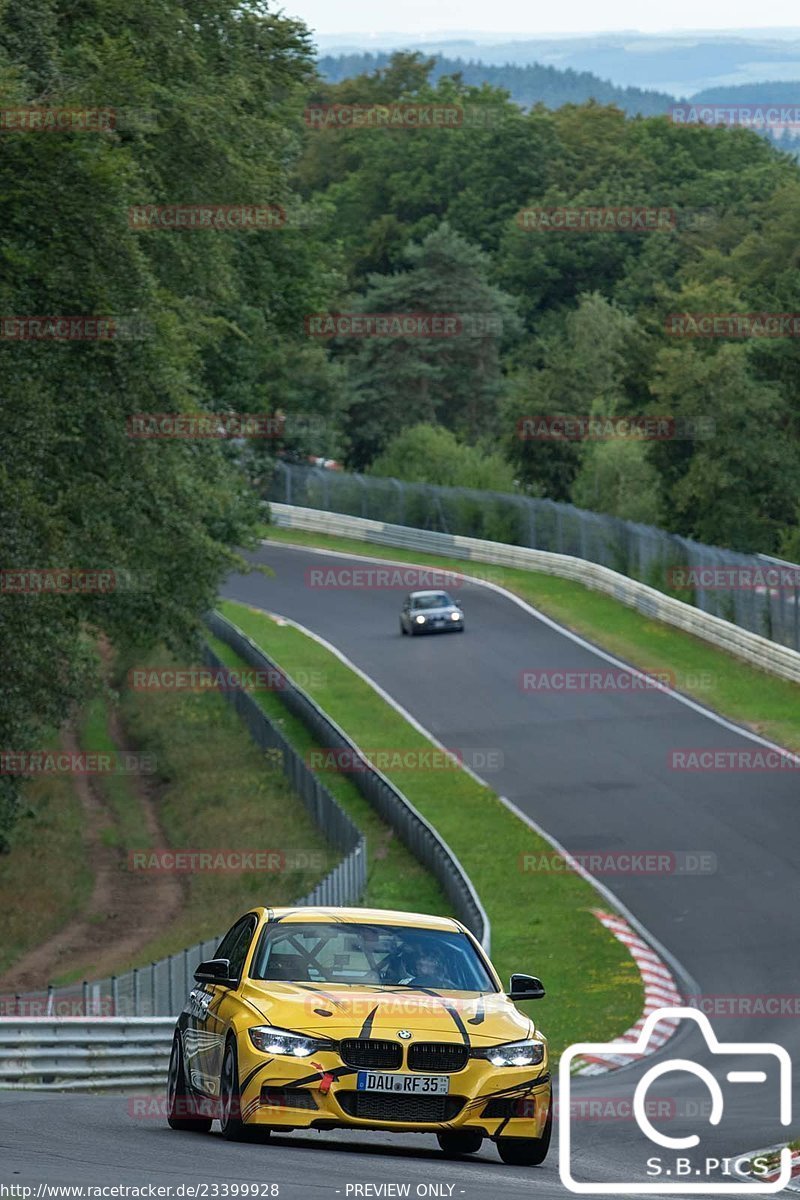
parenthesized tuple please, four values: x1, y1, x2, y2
(496, 1104, 552, 1166)
(437, 1130, 483, 1157)
(219, 1036, 247, 1137)
(167, 1035, 213, 1132)
(220, 1038, 270, 1143)
(400, 620, 407, 635)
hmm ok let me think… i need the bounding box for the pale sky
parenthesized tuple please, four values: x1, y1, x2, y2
(285, 0, 799, 38)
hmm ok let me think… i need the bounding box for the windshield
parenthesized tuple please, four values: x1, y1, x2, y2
(412, 593, 454, 610)
(250, 922, 496, 991)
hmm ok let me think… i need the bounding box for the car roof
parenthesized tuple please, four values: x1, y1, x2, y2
(253, 906, 464, 933)
(408, 590, 452, 599)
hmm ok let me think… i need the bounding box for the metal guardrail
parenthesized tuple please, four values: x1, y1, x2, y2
(269, 503, 800, 686)
(203, 637, 367, 909)
(1, 643, 367, 1020)
(0, 1018, 175, 1090)
(269, 462, 800, 655)
(206, 610, 490, 951)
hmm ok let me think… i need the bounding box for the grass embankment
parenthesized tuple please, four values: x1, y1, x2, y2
(0, 650, 355, 985)
(117, 648, 342, 965)
(205, 634, 448, 917)
(218, 599, 643, 1056)
(0, 740, 92, 977)
(79, 697, 150, 853)
(264, 525, 800, 753)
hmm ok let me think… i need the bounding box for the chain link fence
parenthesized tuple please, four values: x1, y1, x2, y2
(269, 462, 800, 652)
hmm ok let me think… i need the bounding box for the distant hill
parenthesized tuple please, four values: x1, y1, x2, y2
(316, 32, 800, 96)
(688, 82, 800, 153)
(317, 53, 675, 116)
(691, 80, 800, 102)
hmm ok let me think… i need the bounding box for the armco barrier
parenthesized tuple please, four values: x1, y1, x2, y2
(269, 503, 800, 686)
(0, 1018, 174, 1090)
(207, 609, 490, 950)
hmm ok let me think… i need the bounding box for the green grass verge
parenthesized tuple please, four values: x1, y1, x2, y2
(219, 599, 642, 1057)
(206, 633, 449, 917)
(116, 647, 339, 966)
(262, 524, 800, 753)
(0, 737, 93, 977)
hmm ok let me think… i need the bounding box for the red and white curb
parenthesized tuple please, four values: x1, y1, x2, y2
(771, 1151, 800, 1191)
(741, 1145, 800, 1192)
(572, 909, 683, 1075)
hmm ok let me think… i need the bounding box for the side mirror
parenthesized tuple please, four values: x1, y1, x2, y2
(194, 957, 235, 986)
(507, 973, 545, 1001)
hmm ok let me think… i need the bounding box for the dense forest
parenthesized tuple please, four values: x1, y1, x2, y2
(300, 52, 800, 554)
(2, 7, 800, 844)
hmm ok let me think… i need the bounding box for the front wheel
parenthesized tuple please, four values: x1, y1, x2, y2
(496, 1105, 552, 1166)
(437, 1130, 483, 1157)
(219, 1039, 265, 1141)
(167, 1036, 212, 1132)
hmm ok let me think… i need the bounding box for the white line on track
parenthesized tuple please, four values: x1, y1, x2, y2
(246, 534, 800, 1044)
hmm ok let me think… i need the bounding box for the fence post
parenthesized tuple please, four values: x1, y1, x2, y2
(111, 975, 119, 1016)
(82, 980, 89, 1017)
(133, 967, 140, 1016)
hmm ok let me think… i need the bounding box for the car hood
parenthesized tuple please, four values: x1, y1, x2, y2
(240, 981, 535, 1045)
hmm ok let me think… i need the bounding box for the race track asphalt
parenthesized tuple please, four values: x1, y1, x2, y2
(3, 540, 797, 1198)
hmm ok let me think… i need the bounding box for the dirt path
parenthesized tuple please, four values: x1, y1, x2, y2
(0, 711, 183, 995)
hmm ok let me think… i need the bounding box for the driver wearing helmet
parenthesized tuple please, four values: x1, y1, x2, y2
(397, 938, 450, 987)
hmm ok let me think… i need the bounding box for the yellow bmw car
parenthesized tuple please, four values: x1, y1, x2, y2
(167, 906, 551, 1165)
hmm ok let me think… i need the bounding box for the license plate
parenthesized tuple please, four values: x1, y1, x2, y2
(356, 1071, 449, 1095)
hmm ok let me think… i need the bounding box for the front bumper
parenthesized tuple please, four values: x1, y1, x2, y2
(237, 1048, 551, 1139)
(414, 618, 464, 633)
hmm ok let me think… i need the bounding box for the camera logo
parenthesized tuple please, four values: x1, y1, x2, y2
(559, 1007, 793, 1193)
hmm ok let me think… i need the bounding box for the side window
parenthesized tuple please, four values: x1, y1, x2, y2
(214, 915, 257, 982)
(226, 916, 258, 982)
(214, 919, 244, 962)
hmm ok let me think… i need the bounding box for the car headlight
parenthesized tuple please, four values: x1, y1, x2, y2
(472, 1039, 545, 1067)
(415, 614, 426, 624)
(248, 1026, 335, 1057)
(450, 611, 462, 620)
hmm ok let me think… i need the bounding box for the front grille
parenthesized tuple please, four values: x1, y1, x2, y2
(260, 1087, 318, 1110)
(338, 1092, 465, 1123)
(339, 1038, 403, 1069)
(407, 1042, 469, 1072)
